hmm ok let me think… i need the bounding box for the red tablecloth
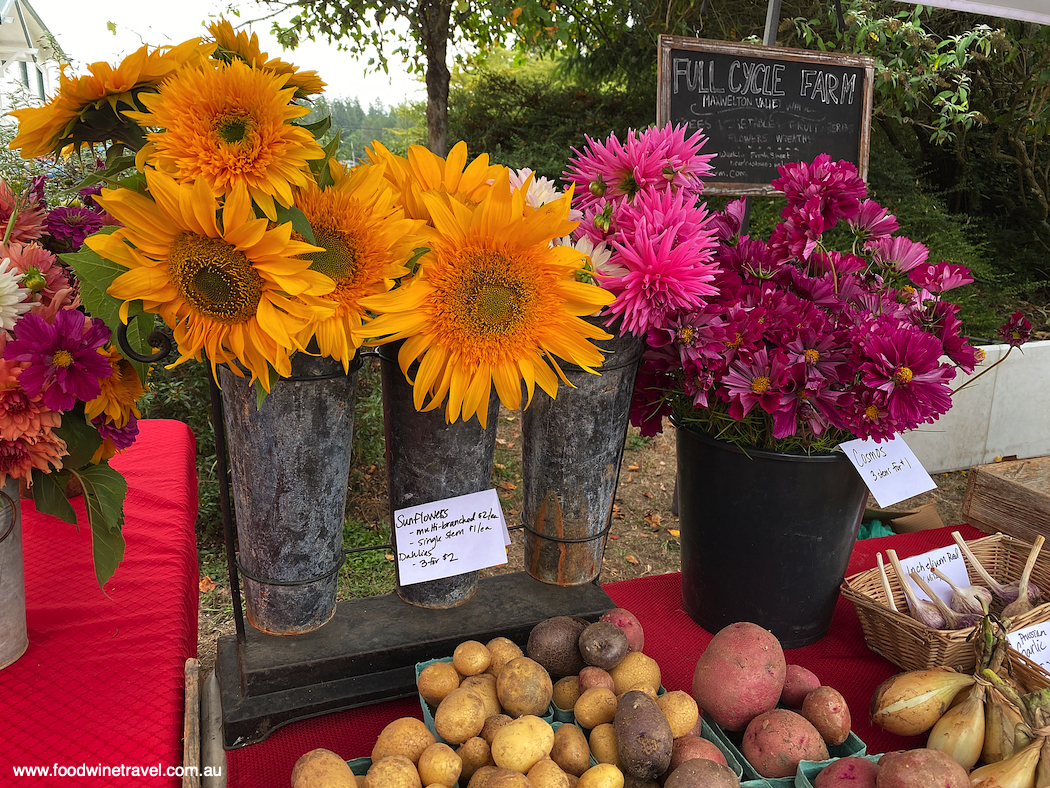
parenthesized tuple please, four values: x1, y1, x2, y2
(224, 523, 987, 787)
(0, 420, 199, 787)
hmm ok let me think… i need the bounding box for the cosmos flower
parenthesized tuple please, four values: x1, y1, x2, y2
(867, 235, 930, 275)
(859, 326, 956, 426)
(998, 311, 1032, 347)
(720, 347, 790, 420)
(908, 262, 974, 293)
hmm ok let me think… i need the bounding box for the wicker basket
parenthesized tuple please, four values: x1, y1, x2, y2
(841, 532, 1050, 672)
(1006, 646, 1050, 693)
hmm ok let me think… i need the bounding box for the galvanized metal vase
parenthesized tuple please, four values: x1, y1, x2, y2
(220, 353, 360, 635)
(522, 322, 646, 585)
(0, 477, 27, 669)
(379, 343, 500, 609)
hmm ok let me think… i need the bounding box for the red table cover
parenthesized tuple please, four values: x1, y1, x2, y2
(0, 419, 199, 787)
(224, 524, 988, 787)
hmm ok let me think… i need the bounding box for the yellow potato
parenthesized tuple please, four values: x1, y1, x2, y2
(486, 637, 524, 679)
(527, 757, 574, 788)
(480, 713, 514, 745)
(291, 748, 357, 788)
(550, 723, 591, 777)
(434, 687, 487, 745)
(588, 723, 619, 767)
(364, 755, 422, 788)
(656, 690, 700, 739)
(490, 714, 555, 773)
(577, 763, 624, 788)
(496, 656, 554, 718)
(418, 661, 463, 707)
(476, 767, 531, 787)
(456, 737, 493, 784)
(371, 717, 436, 763)
(454, 640, 493, 676)
(461, 673, 502, 719)
(417, 742, 462, 787)
(552, 675, 582, 711)
(573, 687, 617, 729)
(608, 652, 661, 696)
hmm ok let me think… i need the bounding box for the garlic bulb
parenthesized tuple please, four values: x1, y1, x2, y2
(909, 571, 982, 630)
(886, 549, 945, 629)
(870, 668, 976, 736)
(1002, 535, 1045, 620)
(932, 565, 993, 615)
(952, 531, 1041, 605)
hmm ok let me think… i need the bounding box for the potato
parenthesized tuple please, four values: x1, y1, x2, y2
(801, 685, 851, 746)
(496, 656, 553, 717)
(418, 661, 462, 707)
(691, 622, 785, 732)
(780, 664, 821, 709)
(813, 756, 879, 787)
(577, 763, 625, 788)
(740, 708, 829, 778)
(456, 737, 493, 784)
(656, 690, 699, 739)
(434, 687, 488, 745)
(588, 723, 620, 766)
(461, 673, 502, 719)
(608, 652, 661, 696)
(663, 758, 740, 788)
(467, 765, 499, 787)
(291, 748, 357, 788)
(490, 714, 555, 773)
(874, 748, 968, 787)
(480, 713, 514, 744)
(579, 666, 616, 694)
(528, 757, 574, 788)
(364, 755, 421, 788)
(553, 675, 582, 710)
(551, 722, 592, 777)
(527, 616, 590, 678)
(417, 742, 462, 787)
(480, 768, 531, 787)
(579, 621, 630, 671)
(574, 687, 618, 729)
(614, 689, 673, 780)
(486, 637, 525, 678)
(371, 717, 437, 763)
(599, 608, 645, 653)
(663, 735, 728, 777)
(454, 641, 493, 676)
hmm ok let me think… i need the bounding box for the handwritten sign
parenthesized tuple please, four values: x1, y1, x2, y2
(1008, 623, 1050, 670)
(394, 489, 508, 586)
(840, 434, 935, 507)
(896, 545, 971, 605)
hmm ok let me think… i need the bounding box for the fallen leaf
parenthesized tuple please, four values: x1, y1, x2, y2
(613, 511, 625, 520)
(504, 415, 517, 422)
(644, 491, 654, 499)
(610, 534, 619, 540)
(625, 555, 640, 565)
(498, 481, 517, 491)
(645, 512, 662, 527)
(668, 529, 680, 538)
(612, 504, 621, 512)
(495, 462, 506, 470)
(385, 554, 395, 561)
(506, 443, 515, 449)
(628, 463, 640, 471)
(199, 576, 216, 593)
(624, 474, 633, 483)
(508, 509, 519, 516)
(659, 461, 666, 466)
(496, 437, 507, 446)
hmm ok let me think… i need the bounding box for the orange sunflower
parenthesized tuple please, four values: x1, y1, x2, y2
(127, 58, 325, 220)
(359, 170, 615, 428)
(8, 38, 214, 158)
(293, 163, 430, 371)
(207, 18, 326, 98)
(85, 170, 335, 389)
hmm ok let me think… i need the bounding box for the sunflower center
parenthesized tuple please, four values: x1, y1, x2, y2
(476, 283, 518, 327)
(215, 113, 251, 145)
(307, 227, 359, 283)
(750, 376, 771, 393)
(53, 350, 74, 368)
(893, 366, 913, 384)
(804, 348, 820, 364)
(168, 232, 263, 323)
(447, 249, 530, 338)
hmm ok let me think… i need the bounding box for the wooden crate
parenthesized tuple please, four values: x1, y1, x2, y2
(962, 456, 1050, 543)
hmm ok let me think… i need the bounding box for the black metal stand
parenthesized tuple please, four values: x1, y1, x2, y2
(214, 571, 614, 748)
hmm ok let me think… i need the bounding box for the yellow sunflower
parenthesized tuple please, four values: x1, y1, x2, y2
(293, 163, 430, 371)
(358, 170, 615, 428)
(85, 170, 335, 390)
(85, 346, 145, 428)
(8, 38, 214, 158)
(207, 18, 326, 98)
(126, 58, 325, 220)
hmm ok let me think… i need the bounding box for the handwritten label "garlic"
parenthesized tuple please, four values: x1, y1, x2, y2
(1007, 623, 1050, 669)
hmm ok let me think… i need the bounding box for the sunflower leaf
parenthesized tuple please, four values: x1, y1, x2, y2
(74, 463, 128, 589)
(30, 468, 78, 525)
(297, 114, 331, 138)
(54, 407, 104, 471)
(274, 204, 315, 244)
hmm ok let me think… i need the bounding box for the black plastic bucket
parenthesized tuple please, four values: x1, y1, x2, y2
(674, 420, 866, 648)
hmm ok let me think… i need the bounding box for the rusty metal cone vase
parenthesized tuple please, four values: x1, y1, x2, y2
(220, 353, 360, 635)
(0, 477, 27, 669)
(522, 322, 646, 585)
(379, 343, 500, 609)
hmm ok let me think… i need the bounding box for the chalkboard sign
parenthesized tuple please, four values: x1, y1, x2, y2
(658, 37, 874, 195)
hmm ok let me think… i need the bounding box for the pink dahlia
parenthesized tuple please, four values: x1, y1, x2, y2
(0, 180, 46, 244)
(1, 241, 70, 306)
(0, 430, 66, 483)
(772, 154, 866, 224)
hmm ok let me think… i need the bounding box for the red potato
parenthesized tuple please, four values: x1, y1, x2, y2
(578, 666, 616, 694)
(813, 756, 880, 787)
(740, 708, 829, 779)
(801, 686, 852, 746)
(599, 607, 645, 653)
(781, 664, 821, 708)
(874, 748, 969, 787)
(663, 735, 728, 778)
(664, 757, 741, 788)
(692, 622, 786, 731)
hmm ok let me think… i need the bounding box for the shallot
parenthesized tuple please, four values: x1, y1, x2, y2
(932, 566, 993, 615)
(886, 549, 945, 629)
(951, 531, 1041, 605)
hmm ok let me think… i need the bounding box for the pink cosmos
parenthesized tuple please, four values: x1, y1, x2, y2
(867, 235, 929, 275)
(917, 300, 980, 374)
(908, 262, 974, 293)
(772, 363, 841, 439)
(859, 327, 956, 426)
(998, 311, 1031, 347)
(709, 198, 748, 242)
(720, 347, 790, 420)
(3, 309, 113, 412)
(849, 199, 898, 241)
(630, 361, 673, 436)
(843, 386, 900, 442)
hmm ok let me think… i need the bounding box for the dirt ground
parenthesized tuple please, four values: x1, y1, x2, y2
(194, 413, 971, 680)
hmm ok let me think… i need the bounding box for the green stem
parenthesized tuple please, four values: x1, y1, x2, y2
(955, 345, 1017, 394)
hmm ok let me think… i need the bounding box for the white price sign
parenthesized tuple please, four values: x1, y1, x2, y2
(394, 489, 509, 586)
(840, 434, 936, 507)
(896, 545, 971, 605)
(1008, 623, 1050, 670)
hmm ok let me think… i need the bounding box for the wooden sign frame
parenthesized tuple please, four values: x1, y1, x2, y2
(658, 36, 875, 195)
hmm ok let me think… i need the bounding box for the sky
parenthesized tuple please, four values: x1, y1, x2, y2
(35, 0, 427, 108)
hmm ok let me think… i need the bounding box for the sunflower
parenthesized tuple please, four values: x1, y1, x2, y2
(207, 18, 326, 98)
(85, 345, 144, 428)
(126, 58, 325, 221)
(8, 39, 214, 158)
(84, 171, 335, 389)
(358, 170, 615, 428)
(293, 163, 430, 371)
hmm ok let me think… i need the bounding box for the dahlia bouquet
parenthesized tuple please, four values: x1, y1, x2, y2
(617, 150, 1024, 453)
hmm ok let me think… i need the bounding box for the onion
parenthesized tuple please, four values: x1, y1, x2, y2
(870, 668, 976, 736)
(969, 738, 1042, 788)
(983, 685, 1031, 764)
(927, 683, 986, 770)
